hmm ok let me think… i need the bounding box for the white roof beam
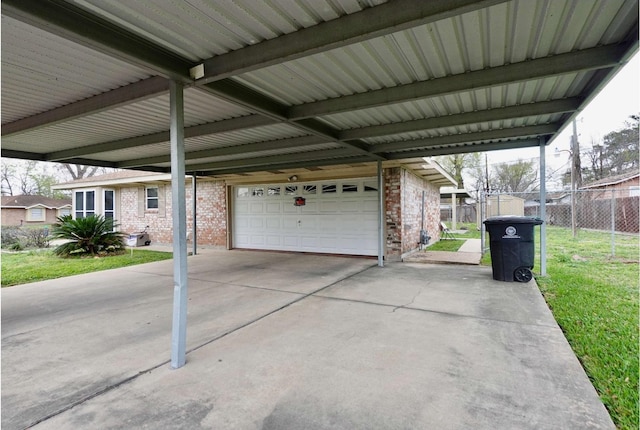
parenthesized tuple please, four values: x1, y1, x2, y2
(2, 77, 169, 137)
(386, 138, 544, 159)
(195, 0, 507, 84)
(289, 44, 629, 119)
(374, 124, 559, 153)
(118, 135, 328, 168)
(1, 0, 193, 82)
(45, 115, 275, 162)
(187, 148, 358, 172)
(340, 98, 580, 140)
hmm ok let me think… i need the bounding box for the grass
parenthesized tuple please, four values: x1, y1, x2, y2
(437, 223, 638, 429)
(534, 226, 639, 430)
(1, 249, 173, 287)
(426, 239, 464, 252)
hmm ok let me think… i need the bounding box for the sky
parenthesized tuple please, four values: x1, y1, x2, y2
(478, 52, 639, 189)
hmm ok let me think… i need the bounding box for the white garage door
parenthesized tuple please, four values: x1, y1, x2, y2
(233, 178, 379, 256)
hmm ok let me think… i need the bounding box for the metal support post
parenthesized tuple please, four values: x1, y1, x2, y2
(377, 160, 384, 267)
(480, 192, 486, 254)
(451, 192, 457, 230)
(611, 192, 616, 256)
(539, 138, 547, 276)
(170, 81, 188, 369)
(192, 174, 197, 256)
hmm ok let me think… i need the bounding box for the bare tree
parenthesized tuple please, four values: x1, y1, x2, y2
(492, 160, 539, 193)
(1, 161, 15, 195)
(61, 164, 100, 180)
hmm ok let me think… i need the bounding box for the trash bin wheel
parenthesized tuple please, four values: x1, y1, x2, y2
(145, 241, 151, 246)
(514, 267, 533, 283)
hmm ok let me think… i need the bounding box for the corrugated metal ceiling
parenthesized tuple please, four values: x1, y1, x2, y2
(1, 0, 637, 180)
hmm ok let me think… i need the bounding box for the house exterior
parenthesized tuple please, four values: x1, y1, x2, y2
(53, 162, 454, 260)
(580, 170, 640, 199)
(1, 195, 72, 226)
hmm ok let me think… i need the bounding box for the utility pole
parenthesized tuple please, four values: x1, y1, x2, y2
(570, 119, 581, 238)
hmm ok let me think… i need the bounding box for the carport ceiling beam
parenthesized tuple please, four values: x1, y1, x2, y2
(339, 98, 581, 140)
(289, 44, 628, 119)
(386, 138, 544, 159)
(45, 115, 275, 162)
(186, 148, 358, 171)
(198, 84, 384, 162)
(1, 0, 194, 82)
(373, 124, 559, 153)
(2, 77, 170, 137)
(194, 0, 508, 84)
(194, 156, 374, 176)
(118, 135, 329, 168)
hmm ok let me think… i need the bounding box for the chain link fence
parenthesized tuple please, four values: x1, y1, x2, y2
(476, 189, 639, 256)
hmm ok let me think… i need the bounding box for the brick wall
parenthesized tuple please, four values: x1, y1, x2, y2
(384, 167, 441, 260)
(400, 169, 440, 256)
(118, 180, 227, 247)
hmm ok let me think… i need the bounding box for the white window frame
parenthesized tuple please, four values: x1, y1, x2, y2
(58, 207, 72, 218)
(74, 189, 96, 219)
(146, 187, 159, 210)
(27, 207, 45, 222)
(103, 189, 116, 230)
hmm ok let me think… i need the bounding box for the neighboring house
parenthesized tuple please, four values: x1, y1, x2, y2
(580, 170, 640, 200)
(1, 195, 72, 226)
(53, 162, 455, 260)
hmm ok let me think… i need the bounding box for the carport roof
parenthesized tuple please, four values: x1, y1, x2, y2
(2, 0, 638, 180)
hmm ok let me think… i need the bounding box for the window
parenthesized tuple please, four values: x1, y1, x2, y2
(630, 186, 640, 197)
(146, 187, 158, 209)
(342, 184, 358, 193)
(284, 186, 298, 195)
(58, 207, 72, 217)
(27, 207, 45, 222)
(321, 184, 337, 194)
(237, 187, 249, 197)
(364, 181, 378, 192)
(268, 186, 281, 196)
(75, 190, 95, 219)
(303, 185, 316, 194)
(251, 187, 264, 197)
(104, 190, 115, 229)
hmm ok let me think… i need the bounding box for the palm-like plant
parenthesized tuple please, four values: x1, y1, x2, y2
(51, 215, 125, 257)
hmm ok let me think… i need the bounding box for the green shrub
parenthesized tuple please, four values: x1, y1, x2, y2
(1, 226, 51, 250)
(51, 215, 125, 257)
(1, 226, 22, 249)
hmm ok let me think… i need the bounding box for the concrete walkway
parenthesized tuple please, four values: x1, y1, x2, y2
(2, 251, 613, 429)
(404, 238, 482, 265)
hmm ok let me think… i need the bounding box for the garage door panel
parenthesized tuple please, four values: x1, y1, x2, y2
(340, 200, 359, 212)
(250, 218, 264, 229)
(265, 218, 280, 230)
(266, 235, 281, 246)
(234, 178, 379, 255)
(236, 202, 249, 214)
(300, 201, 317, 212)
(266, 202, 281, 213)
(250, 202, 264, 214)
(363, 199, 378, 212)
(320, 201, 338, 212)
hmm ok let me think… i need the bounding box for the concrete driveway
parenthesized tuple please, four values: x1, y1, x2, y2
(2, 250, 613, 429)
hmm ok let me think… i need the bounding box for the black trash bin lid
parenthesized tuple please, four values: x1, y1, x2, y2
(483, 216, 543, 225)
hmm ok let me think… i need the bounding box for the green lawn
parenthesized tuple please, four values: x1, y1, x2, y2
(534, 227, 639, 430)
(1, 249, 173, 287)
(436, 223, 638, 429)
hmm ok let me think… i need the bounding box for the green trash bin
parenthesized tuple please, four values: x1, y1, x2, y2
(483, 216, 543, 282)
